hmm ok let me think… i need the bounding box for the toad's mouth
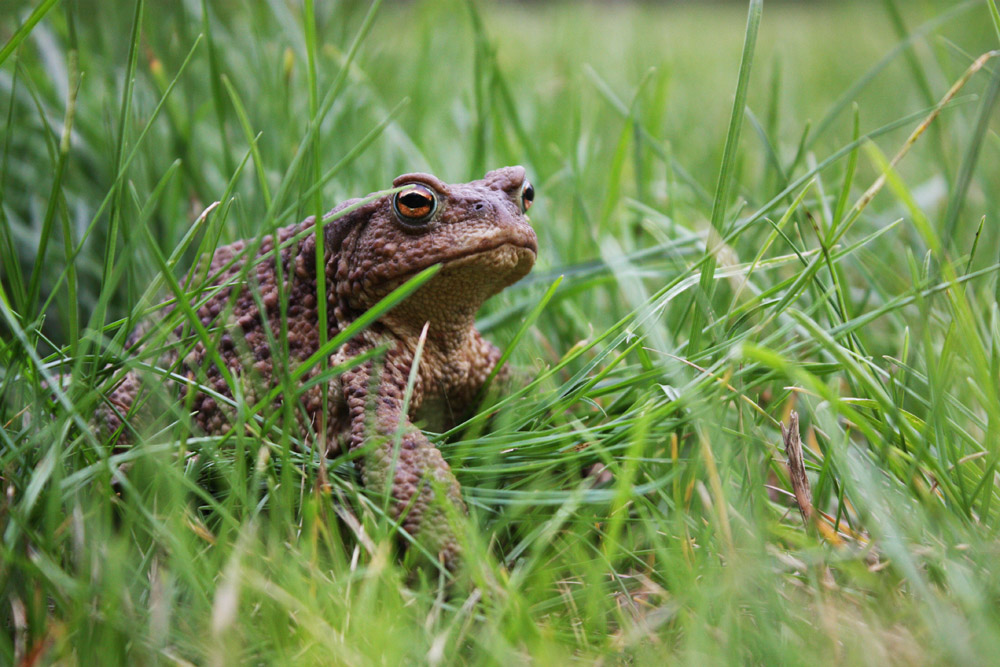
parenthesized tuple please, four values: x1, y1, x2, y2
(398, 233, 538, 282)
(441, 237, 538, 266)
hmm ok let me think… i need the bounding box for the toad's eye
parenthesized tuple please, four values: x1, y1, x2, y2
(393, 184, 437, 223)
(520, 181, 534, 212)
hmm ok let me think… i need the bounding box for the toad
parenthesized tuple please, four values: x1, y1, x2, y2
(100, 166, 537, 569)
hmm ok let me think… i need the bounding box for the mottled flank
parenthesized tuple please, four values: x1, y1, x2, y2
(99, 166, 537, 568)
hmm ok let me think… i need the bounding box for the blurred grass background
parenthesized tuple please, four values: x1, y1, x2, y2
(3, 0, 1000, 663)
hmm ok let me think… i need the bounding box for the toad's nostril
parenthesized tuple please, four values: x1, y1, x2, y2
(473, 201, 486, 212)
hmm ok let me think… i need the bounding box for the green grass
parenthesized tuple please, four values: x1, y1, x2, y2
(3, 0, 1000, 662)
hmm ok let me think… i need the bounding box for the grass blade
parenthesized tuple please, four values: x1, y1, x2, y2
(688, 0, 763, 354)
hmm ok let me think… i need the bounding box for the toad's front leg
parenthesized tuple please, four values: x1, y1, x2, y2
(338, 340, 467, 570)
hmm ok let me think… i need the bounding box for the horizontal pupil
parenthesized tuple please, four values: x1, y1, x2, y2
(401, 192, 430, 207)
